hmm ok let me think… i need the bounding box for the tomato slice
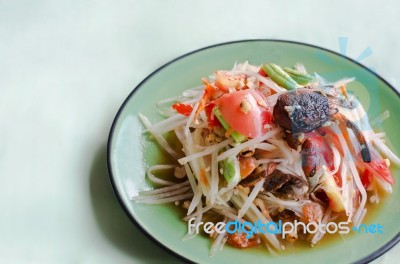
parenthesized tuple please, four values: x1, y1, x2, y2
(215, 89, 272, 138)
(361, 169, 373, 188)
(204, 103, 221, 127)
(172, 103, 193, 116)
(258, 68, 268, 77)
(364, 158, 394, 185)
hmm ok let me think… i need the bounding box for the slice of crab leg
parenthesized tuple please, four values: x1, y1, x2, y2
(335, 113, 371, 163)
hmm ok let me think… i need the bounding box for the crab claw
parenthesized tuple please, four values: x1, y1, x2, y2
(336, 113, 371, 163)
(301, 132, 333, 177)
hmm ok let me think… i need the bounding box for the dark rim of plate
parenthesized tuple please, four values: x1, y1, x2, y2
(106, 39, 400, 264)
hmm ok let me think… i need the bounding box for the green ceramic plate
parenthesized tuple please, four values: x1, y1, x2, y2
(107, 40, 399, 264)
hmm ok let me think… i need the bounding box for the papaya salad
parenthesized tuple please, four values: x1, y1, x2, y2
(134, 61, 399, 255)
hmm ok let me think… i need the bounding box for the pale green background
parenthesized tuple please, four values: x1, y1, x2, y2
(0, 0, 398, 263)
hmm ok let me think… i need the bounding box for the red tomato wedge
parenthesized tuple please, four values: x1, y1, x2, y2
(361, 169, 373, 188)
(172, 103, 193, 116)
(215, 89, 272, 138)
(205, 102, 221, 127)
(364, 158, 394, 185)
(355, 147, 394, 185)
(258, 68, 268, 77)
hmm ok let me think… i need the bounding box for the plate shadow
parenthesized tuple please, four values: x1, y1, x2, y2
(89, 143, 185, 263)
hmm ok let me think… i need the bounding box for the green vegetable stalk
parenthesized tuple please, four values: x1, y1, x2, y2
(220, 156, 240, 187)
(282, 67, 315, 85)
(262, 63, 299, 90)
(220, 158, 236, 183)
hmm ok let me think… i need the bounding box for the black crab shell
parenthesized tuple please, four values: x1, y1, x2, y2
(273, 89, 330, 133)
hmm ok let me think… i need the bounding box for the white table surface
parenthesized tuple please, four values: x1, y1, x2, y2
(0, 1, 398, 263)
